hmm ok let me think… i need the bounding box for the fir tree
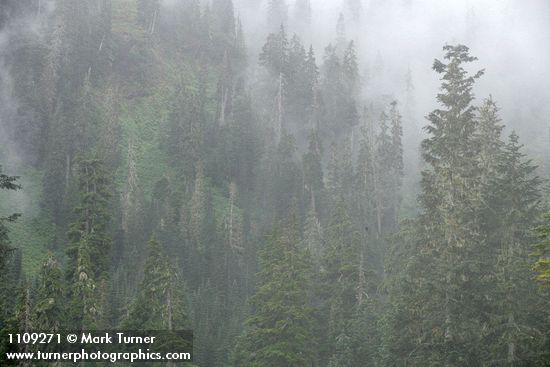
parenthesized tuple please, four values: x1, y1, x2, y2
(123, 239, 189, 330)
(355, 109, 375, 228)
(302, 129, 324, 211)
(335, 13, 346, 53)
(34, 255, 64, 332)
(343, 40, 359, 96)
(302, 205, 324, 265)
(476, 96, 505, 185)
(304, 45, 320, 122)
(259, 25, 289, 77)
(393, 45, 487, 365)
(320, 200, 362, 363)
(485, 132, 547, 365)
(233, 224, 315, 367)
(373, 110, 393, 236)
(388, 101, 404, 229)
(66, 158, 112, 329)
(6, 284, 33, 361)
(326, 138, 354, 206)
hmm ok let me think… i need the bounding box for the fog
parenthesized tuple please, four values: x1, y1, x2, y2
(235, 0, 550, 167)
(1, 1, 550, 366)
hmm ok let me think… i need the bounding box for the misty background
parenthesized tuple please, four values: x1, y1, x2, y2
(1, 0, 550, 366)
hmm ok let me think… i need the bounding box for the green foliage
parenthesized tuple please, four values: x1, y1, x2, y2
(234, 225, 316, 367)
(0, 165, 21, 269)
(34, 255, 64, 332)
(123, 239, 189, 330)
(2, 0, 550, 364)
(320, 200, 362, 361)
(534, 212, 550, 284)
(66, 158, 112, 329)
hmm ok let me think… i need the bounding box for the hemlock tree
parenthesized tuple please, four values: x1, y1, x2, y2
(419, 46, 487, 366)
(66, 158, 112, 330)
(355, 113, 375, 234)
(319, 199, 362, 364)
(395, 45, 487, 365)
(327, 138, 354, 206)
(302, 129, 324, 212)
(233, 224, 316, 367)
(34, 255, 65, 332)
(484, 132, 547, 365)
(2, 283, 33, 362)
(388, 101, 404, 230)
(123, 239, 189, 330)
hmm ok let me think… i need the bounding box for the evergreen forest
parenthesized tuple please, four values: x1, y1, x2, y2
(1, 0, 550, 366)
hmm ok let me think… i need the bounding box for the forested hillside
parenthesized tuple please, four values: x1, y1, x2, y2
(1, 0, 550, 366)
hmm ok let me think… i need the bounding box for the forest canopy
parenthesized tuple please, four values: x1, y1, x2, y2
(0, 0, 549, 366)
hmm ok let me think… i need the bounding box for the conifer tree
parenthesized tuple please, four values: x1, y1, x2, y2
(5, 284, 33, 359)
(259, 26, 288, 77)
(234, 17, 247, 69)
(0, 256, 26, 365)
(485, 132, 547, 365)
(223, 79, 261, 192)
(373, 110, 393, 236)
(233, 224, 315, 367)
(320, 200, 362, 363)
(304, 45, 319, 122)
(211, 0, 236, 41)
(476, 97, 505, 183)
(302, 129, 324, 211)
(123, 239, 188, 330)
(0, 166, 21, 269)
(303, 205, 324, 265)
(167, 84, 203, 182)
(388, 101, 404, 228)
(355, 110, 375, 227)
(66, 158, 112, 329)
(34, 255, 64, 332)
(261, 130, 302, 222)
(396, 45, 486, 365)
(534, 212, 550, 284)
(343, 41, 359, 96)
(320, 44, 354, 138)
(335, 13, 346, 53)
(327, 138, 354, 206)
